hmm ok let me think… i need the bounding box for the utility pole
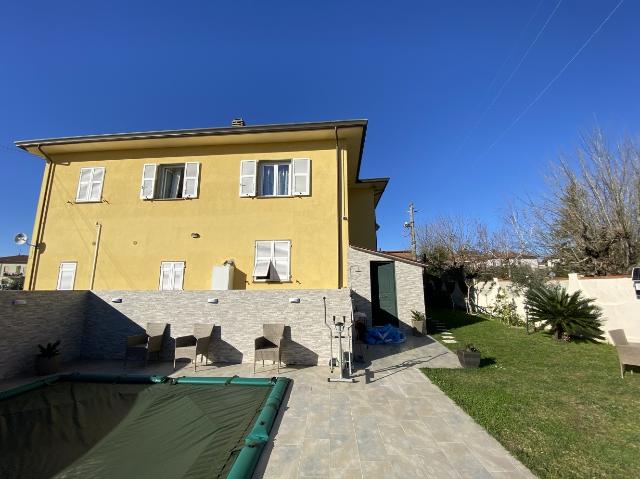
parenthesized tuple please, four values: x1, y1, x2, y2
(405, 202, 417, 261)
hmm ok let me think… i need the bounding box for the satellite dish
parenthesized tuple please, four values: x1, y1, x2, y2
(14, 233, 28, 245)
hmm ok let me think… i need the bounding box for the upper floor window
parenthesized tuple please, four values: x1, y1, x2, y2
(141, 162, 199, 200)
(159, 261, 185, 290)
(260, 161, 290, 196)
(76, 167, 105, 202)
(240, 159, 310, 197)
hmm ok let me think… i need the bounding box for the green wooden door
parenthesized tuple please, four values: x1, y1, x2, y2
(371, 262, 399, 326)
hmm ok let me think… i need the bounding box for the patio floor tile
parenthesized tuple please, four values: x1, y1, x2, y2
(2, 334, 535, 478)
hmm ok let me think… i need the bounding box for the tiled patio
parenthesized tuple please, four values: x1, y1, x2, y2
(1, 336, 535, 479)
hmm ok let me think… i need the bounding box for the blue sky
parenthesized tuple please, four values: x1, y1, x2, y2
(1, 0, 638, 256)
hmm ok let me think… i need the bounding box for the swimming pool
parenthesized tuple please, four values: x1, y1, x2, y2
(0, 373, 289, 479)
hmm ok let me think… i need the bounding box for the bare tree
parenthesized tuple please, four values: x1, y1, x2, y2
(524, 129, 640, 275)
(417, 215, 481, 270)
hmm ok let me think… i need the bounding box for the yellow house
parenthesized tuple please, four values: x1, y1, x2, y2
(16, 119, 388, 292)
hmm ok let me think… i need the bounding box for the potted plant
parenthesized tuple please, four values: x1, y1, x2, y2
(456, 343, 481, 368)
(410, 310, 426, 336)
(35, 341, 61, 375)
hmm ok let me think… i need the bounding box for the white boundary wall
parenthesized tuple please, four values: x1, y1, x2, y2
(474, 275, 639, 342)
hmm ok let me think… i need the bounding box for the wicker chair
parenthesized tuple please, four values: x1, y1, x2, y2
(609, 329, 640, 378)
(124, 322, 167, 368)
(173, 323, 215, 371)
(254, 323, 285, 373)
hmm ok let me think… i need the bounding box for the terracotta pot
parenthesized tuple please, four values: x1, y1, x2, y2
(456, 349, 481, 368)
(35, 356, 60, 375)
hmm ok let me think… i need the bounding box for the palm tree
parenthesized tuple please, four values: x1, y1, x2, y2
(525, 284, 603, 341)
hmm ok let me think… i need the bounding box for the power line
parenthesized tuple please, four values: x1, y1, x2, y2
(485, 0, 546, 92)
(453, 0, 562, 157)
(481, 0, 625, 158)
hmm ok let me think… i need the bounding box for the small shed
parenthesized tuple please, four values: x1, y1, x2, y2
(348, 245, 426, 331)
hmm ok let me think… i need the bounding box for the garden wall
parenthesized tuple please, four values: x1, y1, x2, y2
(84, 289, 352, 365)
(0, 288, 352, 380)
(474, 275, 640, 342)
(0, 290, 88, 379)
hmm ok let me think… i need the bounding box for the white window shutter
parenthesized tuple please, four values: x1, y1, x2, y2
(182, 162, 200, 198)
(173, 262, 185, 290)
(239, 160, 257, 197)
(159, 262, 173, 290)
(160, 262, 184, 290)
(292, 158, 310, 196)
(76, 168, 92, 201)
(254, 241, 273, 279)
(273, 241, 291, 281)
(89, 167, 105, 201)
(141, 164, 157, 199)
(57, 262, 77, 290)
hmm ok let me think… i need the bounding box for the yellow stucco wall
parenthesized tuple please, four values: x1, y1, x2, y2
(348, 188, 377, 250)
(26, 138, 378, 291)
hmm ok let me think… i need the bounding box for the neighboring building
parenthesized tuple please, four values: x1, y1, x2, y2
(16, 119, 424, 327)
(482, 252, 540, 269)
(0, 255, 28, 290)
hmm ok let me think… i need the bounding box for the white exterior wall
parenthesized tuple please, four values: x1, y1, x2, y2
(474, 275, 640, 342)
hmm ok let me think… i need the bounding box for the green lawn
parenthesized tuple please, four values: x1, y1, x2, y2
(421, 309, 640, 479)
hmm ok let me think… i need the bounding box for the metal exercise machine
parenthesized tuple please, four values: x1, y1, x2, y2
(324, 314, 354, 383)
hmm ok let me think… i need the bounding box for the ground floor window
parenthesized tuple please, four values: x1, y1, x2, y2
(159, 261, 185, 290)
(57, 262, 77, 290)
(253, 240, 290, 282)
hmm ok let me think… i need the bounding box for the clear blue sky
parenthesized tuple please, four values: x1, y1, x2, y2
(1, 0, 638, 256)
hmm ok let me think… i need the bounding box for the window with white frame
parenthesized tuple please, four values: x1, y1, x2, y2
(140, 162, 199, 200)
(253, 240, 291, 282)
(76, 167, 105, 202)
(57, 262, 77, 290)
(159, 261, 185, 290)
(239, 159, 310, 197)
(260, 161, 290, 196)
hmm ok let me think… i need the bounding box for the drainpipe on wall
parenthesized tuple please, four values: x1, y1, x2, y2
(335, 127, 343, 289)
(28, 145, 56, 291)
(89, 222, 102, 290)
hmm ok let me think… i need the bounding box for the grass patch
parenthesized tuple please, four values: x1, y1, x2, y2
(422, 309, 640, 479)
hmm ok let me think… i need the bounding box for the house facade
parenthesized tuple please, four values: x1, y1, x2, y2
(18, 120, 388, 292)
(10, 119, 427, 369)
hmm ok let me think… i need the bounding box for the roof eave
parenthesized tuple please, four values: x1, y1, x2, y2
(14, 119, 368, 151)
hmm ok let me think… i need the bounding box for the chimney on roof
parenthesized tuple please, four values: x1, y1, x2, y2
(231, 118, 245, 127)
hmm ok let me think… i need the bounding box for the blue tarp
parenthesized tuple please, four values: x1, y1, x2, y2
(364, 324, 406, 345)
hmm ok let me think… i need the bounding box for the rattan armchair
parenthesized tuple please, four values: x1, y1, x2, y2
(173, 323, 215, 371)
(609, 329, 640, 378)
(254, 323, 285, 373)
(124, 322, 167, 368)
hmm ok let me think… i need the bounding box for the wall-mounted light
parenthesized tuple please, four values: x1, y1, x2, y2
(13, 299, 27, 305)
(191, 233, 200, 239)
(289, 298, 300, 304)
(207, 298, 219, 304)
(111, 298, 123, 303)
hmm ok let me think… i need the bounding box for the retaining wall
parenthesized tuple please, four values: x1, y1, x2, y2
(0, 288, 351, 379)
(84, 289, 351, 365)
(0, 291, 88, 379)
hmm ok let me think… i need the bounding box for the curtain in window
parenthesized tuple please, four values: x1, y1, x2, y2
(278, 164, 289, 196)
(261, 165, 274, 196)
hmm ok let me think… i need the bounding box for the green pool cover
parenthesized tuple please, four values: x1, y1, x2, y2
(0, 373, 289, 479)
